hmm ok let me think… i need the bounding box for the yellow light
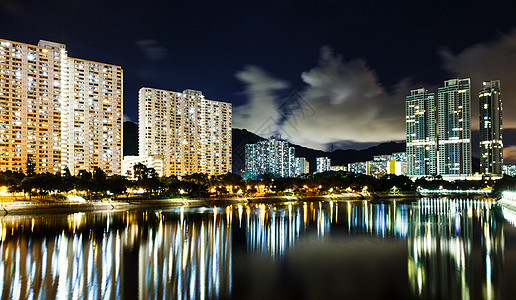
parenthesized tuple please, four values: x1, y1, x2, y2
(0, 186, 8, 196)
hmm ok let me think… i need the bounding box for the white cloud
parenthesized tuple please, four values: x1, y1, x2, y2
(279, 47, 408, 149)
(234, 31, 516, 150)
(233, 65, 289, 136)
(123, 114, 134, 123)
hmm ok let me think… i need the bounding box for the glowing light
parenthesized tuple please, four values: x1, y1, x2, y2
(67, 195, 86, 202)
(0, 186, 8, 196)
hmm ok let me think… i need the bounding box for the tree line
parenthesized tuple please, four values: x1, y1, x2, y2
(1, 164, 515, 201)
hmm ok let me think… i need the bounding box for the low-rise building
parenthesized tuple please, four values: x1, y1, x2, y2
(348, 152, 407, 178)
(503, 165, 516, 177)
(122, 155, 164, 180)
(330, 165, 346, 172)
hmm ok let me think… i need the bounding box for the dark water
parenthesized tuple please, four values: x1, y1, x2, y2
(1, 198, 516, 299)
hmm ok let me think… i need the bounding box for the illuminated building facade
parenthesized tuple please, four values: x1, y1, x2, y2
(479, 80, 503, 177)
(316, 157, 331, 173)
(122, 155, 164, 179)
(406, 88, 437, 176)
(0, 38, 123, 175)
(503, 164, 516, 177)
(244, 137, 295, 178)
(437, 78, 471, 177)
(348, 152, 407, 178)
(330, 165, 346, 172)
(138, 88, 232, 176)
(296, 157, 309, 175)
(348, 161, 368, 175)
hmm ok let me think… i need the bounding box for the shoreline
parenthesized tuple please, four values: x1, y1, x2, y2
(0, 192, 492, 216)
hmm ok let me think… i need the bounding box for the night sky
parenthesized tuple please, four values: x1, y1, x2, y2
(2, 0, 516, 158)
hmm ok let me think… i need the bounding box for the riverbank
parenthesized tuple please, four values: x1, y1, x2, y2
(0, 197, 252, 215)
(0, 192, 424, 216)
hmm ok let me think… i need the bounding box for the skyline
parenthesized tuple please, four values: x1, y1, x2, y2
(2, 1, 516, 158)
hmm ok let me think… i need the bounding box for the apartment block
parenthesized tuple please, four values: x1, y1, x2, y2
(245, 137, 294, 179)
(138, 88, 231, 176)
(0, 38, 122, 174)
(316, 157, 331, 173)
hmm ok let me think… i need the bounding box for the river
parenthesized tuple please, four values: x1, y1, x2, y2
(0, 198, 515, 299)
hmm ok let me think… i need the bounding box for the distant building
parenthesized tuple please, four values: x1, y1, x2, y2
(479, 80, 503, 177)
(138, 88, 231, 176)
(245, 137, 296, 179)
(316, 157, 331, 173)
(296, 157, 309, 175)
(437, 78, 471, 177)
(503, 165, 516, 177)
(348, 162, 368, 175)
(368, 161, 388, 178)
(390, 152, 407, 162)
(348, 152, 407, 178)
(406, 88, 437, 177)
(122, 155, 164, 180)
(373, 155, 391, 162)
(0, 38, 123, 175)
(330, 165, 346, 172)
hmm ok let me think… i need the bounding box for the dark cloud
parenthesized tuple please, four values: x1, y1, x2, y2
(0, 0, 24, 17)
(441, 29, 516, 130)
(136, 39, 168, 60)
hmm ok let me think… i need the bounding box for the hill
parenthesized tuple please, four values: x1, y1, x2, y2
(123, 124, 480, 174)
(123, 121, 138, 156)
(232, 128, 406, 174)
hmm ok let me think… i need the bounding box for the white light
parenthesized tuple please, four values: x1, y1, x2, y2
(67, 195, 86, 202)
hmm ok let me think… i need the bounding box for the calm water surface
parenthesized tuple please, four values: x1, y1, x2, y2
(1, 198, 516, 299)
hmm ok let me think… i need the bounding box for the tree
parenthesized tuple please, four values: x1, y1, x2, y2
(60, 167, 76, 193)
(106, 175, 129, 199)
(91, 167, 107, 196)
(20, 173, 61, 200)
(77, 170, 93, 200)
(133, 163, 148, 182)
(133, 163, 161, 198)
(26, 155, 35, 176)
(0, 170, 25, 193)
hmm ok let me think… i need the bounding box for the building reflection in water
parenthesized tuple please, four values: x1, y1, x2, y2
(0, 213, 124, 299)
(407, 198, 504, 299)
(136, 208, 232, 299)
(0, 198, 510, 299)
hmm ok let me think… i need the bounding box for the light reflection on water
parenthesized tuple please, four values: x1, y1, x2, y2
(0, 198, 513, 299)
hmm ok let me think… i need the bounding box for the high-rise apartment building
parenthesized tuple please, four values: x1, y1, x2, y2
(296, 157, 309, 175)
(437, 78, 471, 176)
(245, 137, 294, 179)
(406, 88, 437, 176)
(0, 38, 122, 175)
(316, 157, 331, 173)
(479, 80, 503, 176)
(138, 88, 231, 176)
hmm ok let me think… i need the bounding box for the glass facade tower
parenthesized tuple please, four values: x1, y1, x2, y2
(479, 80, 503, 176)
(437, 78, 471, 176)
(406, 88, 437, 176)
